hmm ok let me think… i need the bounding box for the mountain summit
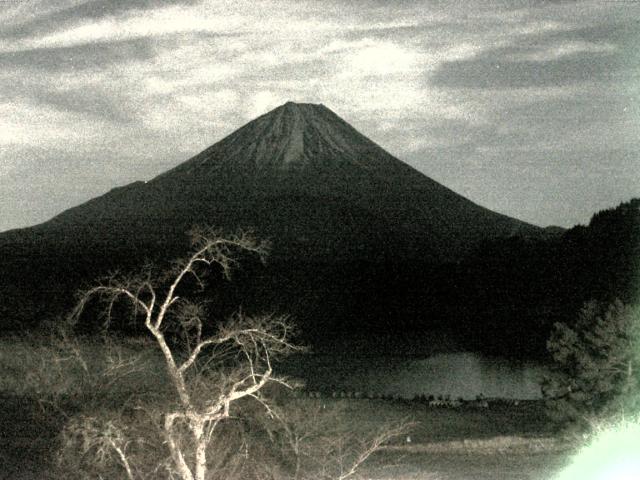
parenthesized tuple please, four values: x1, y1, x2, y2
(161, 101, 407, 176)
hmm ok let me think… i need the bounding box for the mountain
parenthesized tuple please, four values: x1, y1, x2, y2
(0, 102, 545, 346)
(13, 102, 538, 259)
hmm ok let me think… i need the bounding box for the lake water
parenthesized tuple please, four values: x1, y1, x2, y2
(280, 352, 546, 400)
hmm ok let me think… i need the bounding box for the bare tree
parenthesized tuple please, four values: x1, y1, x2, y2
(273, 400, 412, 480)
(63, 227, 411, 480)
(70, 228, 298, 480)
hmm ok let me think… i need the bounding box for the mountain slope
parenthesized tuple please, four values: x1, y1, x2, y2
(0, 101, 543, 338)
(27, 102, 539, 261)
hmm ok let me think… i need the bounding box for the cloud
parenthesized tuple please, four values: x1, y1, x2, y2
(339, 40, 419, 76)
(432, 48, 623, 89)
(1, 0, 369, 54)
(0, 101, 111, 149)
(0, 0, 200, 40)
(0, 37, 156, 71)
(2, 6, 235, 51)
(507, 41, 617, 62)
(430, 19, 639, 89)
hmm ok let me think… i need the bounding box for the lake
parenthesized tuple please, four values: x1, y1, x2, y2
(280, 352, 546, 400)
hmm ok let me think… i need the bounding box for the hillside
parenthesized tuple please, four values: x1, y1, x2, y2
(0, 102, 546, 349)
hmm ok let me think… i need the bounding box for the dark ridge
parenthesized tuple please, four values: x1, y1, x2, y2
(0, 101, 560, 356)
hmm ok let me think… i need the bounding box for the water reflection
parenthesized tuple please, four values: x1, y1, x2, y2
(281, 352, 545, 400)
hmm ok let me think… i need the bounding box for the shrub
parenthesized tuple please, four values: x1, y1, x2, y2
(543, 299, 640, 431)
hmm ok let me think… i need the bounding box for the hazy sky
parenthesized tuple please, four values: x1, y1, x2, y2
(1, 0, 639, 232)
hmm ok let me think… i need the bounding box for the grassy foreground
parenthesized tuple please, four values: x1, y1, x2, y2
(0, 336, 574, 479)
(0, 395, 574, 480)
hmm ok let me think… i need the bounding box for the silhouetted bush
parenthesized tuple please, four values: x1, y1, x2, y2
(543, 299, 640, 431)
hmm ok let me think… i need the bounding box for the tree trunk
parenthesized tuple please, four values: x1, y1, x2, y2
(193, 420, 208, 480)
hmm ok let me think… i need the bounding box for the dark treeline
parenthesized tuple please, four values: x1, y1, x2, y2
(193, 198, 640, 359)
(1, 199, 637, 360)
(449, 198, 640, 358)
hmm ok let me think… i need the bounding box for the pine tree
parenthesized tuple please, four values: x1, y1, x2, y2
(543, 299, 640, 430)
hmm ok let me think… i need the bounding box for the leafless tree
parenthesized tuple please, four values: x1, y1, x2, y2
(273, 400, 412, 480)
(69, 227, 299, 480)
(63, 227, 411, 480)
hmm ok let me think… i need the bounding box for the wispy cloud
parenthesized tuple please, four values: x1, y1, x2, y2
(507, 40, 617, 62)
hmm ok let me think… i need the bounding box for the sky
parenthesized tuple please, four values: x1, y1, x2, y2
(1, 0, 639, 232)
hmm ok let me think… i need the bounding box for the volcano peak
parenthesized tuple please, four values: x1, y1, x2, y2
(281, 100, 324, 108)
(162, 101, 380, 176)
(266, 100, 333, 127)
